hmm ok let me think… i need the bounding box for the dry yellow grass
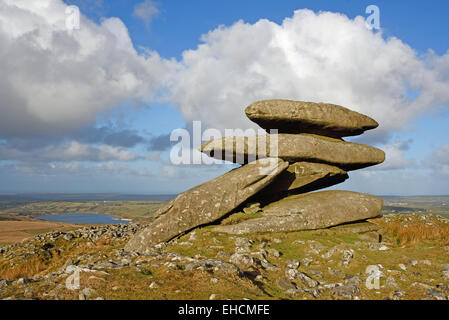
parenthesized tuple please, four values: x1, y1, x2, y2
(374, 216, 449, 246)
(0, 220, 81, 244)
(0, 256, 46, 280)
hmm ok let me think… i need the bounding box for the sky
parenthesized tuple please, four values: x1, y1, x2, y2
(0, 0, 448, 195)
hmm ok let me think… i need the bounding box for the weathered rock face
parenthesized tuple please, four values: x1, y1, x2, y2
(125, 158, 288, 252)
(255, 162, 348, 199)
(245, 100, 379, 138)
(200, 134, 385, 170)
(213, 191, 383, 235)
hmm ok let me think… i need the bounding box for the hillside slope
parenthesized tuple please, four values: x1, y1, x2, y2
(1, 214, 448, 300)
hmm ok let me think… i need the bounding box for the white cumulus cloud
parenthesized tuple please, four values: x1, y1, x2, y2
(169, 9, 449, 139)
(0, 0, 174, 138)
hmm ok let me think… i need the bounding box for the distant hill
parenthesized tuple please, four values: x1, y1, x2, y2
(0, 193, 176, 202)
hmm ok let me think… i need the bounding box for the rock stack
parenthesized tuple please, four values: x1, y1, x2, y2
(125, 100, 385, 253)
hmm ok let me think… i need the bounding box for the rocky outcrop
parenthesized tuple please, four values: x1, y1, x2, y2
(126, 98, 386, 253)
(214, 191, 383, 235)
(200, 134, 385, 170)
(125, 158, 288, 252)
(245, 99, 379, 138)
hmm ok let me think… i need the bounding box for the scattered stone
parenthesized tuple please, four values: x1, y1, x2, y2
(149, 282, 159, 289)
(331, 283, 360, 300)
(441, 270, 449, 279)
(276, 279, 298, 291)
(216, 251, 231, 260)
(410, 282, 433, 290)
(257, 242, 267, 250)
(0, 279, 8, 288)
(211, 278, 219, 284)
(250, 251, 267, 260)
(186, 259, 241, 276)
(229, 253, 255, 268)
(318, 283, 343, 290)
(260, 259, 279, 271)
(16, 278, 32, 286)
(328, 275, 361, 300)
(285, 269, 319, 288)
(389, 290, 405, 300)
(209, 294, 217, 300)
(386, 276, 398, 288)
(267, 248, 281, 258)
(301, 257, 313, 267)
(340, 249, 354, 267)
(398, 264, 407, 271)
(286, 260, 300, 269)
(427, 289, 445, 300)
(344, 275, 362, 287)
(63, 233, 74, 241)
(308, 242, 323, 255)
(235, 246, 251, 254)
(322, 247, 338, 259)
(408, 260, 418, 266)
(437, 284, 449, 292)
(328, 268, 342, 277)
(308, 270, 323, 278)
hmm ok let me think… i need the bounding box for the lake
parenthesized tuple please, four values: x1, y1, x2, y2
(36, 213, 131, 225)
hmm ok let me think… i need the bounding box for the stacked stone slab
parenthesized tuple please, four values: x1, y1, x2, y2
(125, 99, 385, 252)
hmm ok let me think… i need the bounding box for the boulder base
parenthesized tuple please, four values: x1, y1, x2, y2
(214, 190, 383, 235)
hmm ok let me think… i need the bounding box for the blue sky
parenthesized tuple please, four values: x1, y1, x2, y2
(71, 0, 449, 57)
(0, 0, 448, 195)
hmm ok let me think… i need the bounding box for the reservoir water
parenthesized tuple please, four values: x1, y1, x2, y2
(36, 213, 130, 225)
